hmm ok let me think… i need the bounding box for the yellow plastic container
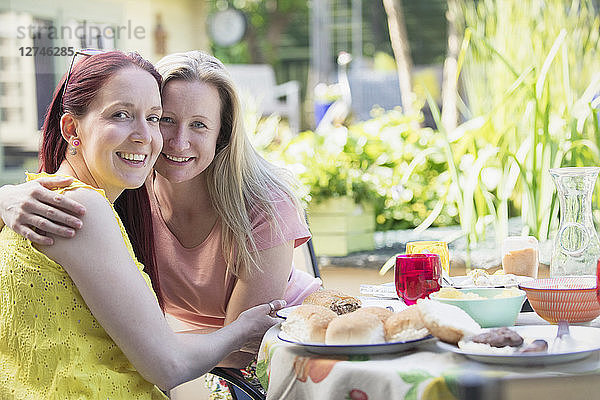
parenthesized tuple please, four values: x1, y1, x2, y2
(406, 241, 450, 274)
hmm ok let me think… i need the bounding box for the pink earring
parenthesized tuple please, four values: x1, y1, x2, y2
(69, 138, 80, 155)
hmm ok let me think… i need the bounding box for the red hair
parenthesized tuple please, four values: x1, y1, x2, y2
(39, 51, 164, 309)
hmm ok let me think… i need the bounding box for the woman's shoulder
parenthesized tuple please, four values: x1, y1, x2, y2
(27, 172, 109, 201)
(61, 186, 111, 213)
(26, 174, 115, 232)
(248, 187, 310, 250)
(248, 188, 301, 223)
(34, 187, 128, 271)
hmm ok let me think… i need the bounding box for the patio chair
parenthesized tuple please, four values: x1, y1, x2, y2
(225, 64, 300, 133)
(208, 367, 265, 400)
(293, 237, 320, 279)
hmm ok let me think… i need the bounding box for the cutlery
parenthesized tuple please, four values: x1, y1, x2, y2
(442, 270, 454, 286)
(550, 320, 576, 353)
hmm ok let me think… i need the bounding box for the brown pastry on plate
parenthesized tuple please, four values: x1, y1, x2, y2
(303, 289, 361, 315)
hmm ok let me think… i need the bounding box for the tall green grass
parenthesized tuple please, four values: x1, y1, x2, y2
(420, 0, 600, 255)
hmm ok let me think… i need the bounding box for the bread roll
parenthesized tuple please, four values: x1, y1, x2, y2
(384, 305, 430, 342)
(281, 305, 337, 343)
(303, 289, 361, 315)
(416, 299, 481, 345)
(325, 312, 385, 345)
(353, 306, 393, 324)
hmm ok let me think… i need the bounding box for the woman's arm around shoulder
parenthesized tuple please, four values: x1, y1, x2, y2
(0, 177, 85, 244)
(37, 187, 282, 391)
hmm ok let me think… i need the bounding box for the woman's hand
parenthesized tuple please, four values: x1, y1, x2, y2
(235, 300, 286, 352)
(0, 176, 86, 245)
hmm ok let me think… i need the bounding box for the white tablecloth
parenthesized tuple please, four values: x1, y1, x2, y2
(257, 301, 600, 400)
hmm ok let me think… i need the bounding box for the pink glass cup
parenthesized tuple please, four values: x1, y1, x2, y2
(597, 258, 600, 306)
(395, 253, 442, 305)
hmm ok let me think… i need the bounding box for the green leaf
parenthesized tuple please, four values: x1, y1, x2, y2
(255, 360, 269, 391)
(398, 369, 433, 384)
(405, 384, 419, 400)
(347, 355, 370, 362)
(440, 370, 462, 398)
(535, 29, 567, 99)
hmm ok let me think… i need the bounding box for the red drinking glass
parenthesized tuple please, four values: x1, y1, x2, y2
(395, 253, 442, 305)
(597, 258, 600, 305)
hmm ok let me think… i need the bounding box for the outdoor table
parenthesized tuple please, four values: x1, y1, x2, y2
(256, 300, 600, 400)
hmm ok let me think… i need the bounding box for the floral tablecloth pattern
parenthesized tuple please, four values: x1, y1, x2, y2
(257, 310, 600, 400)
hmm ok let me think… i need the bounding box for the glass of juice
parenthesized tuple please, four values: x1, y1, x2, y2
(395, 254, 442, 305)
(502, 236, 539, 278)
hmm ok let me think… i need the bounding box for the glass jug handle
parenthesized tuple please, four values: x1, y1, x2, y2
(558, 222, 590, 256)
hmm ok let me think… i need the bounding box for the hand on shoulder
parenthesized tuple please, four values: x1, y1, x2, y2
(0, 177, 85, 245)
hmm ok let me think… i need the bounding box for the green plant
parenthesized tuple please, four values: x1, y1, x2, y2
(250, 0, 600, 244)
(251, 107, 459, 230)
(457, 0, 600, 243)
(383, 0, 600, 264)
(261, 122, 385, 205)
(404, 0, 600, 254)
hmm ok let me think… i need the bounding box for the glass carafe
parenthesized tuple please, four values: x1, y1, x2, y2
(549, 167, 600, 277)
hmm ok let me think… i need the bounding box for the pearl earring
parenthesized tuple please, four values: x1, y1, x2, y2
(69, 138, 81, 155)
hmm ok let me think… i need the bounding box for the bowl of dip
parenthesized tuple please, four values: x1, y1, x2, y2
(430, 287, 526, 328)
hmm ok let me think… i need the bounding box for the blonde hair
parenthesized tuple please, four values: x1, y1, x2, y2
(155, 51, 302, 278)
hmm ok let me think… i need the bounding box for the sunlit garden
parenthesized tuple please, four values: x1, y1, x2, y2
(241, 0, 600, 263)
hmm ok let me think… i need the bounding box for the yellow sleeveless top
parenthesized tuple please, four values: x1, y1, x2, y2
(0, 173, 167, 399)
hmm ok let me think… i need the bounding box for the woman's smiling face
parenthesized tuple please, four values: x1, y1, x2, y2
(75, 67, 163, 197)
(154, 79, 222, 184)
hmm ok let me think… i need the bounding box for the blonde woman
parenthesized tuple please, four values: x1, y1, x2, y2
(0, 51, 320, 393)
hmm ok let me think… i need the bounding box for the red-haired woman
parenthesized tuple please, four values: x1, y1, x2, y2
(0, 50, 284, 399)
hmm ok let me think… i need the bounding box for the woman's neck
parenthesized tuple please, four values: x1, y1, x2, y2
(152, 171, 215, 224)
(55, 160, 122, 203)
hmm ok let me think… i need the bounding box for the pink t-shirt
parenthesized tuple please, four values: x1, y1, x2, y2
(148, 183, 317, 331)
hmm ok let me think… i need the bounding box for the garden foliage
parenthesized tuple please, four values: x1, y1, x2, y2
(250, 108, 458, 231)
(252, 0, 600, 246)
(453, 0, 600, 244)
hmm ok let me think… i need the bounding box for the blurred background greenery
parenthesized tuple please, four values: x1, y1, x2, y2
(2, 0, 600, 252)
(246, 0, 600, 252)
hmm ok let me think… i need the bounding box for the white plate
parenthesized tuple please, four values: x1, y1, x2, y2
(276, 326, 433, 355)
(276, 305, 298, 319)
(451, 275, 534, 289)
(437, 325, 600, 365)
